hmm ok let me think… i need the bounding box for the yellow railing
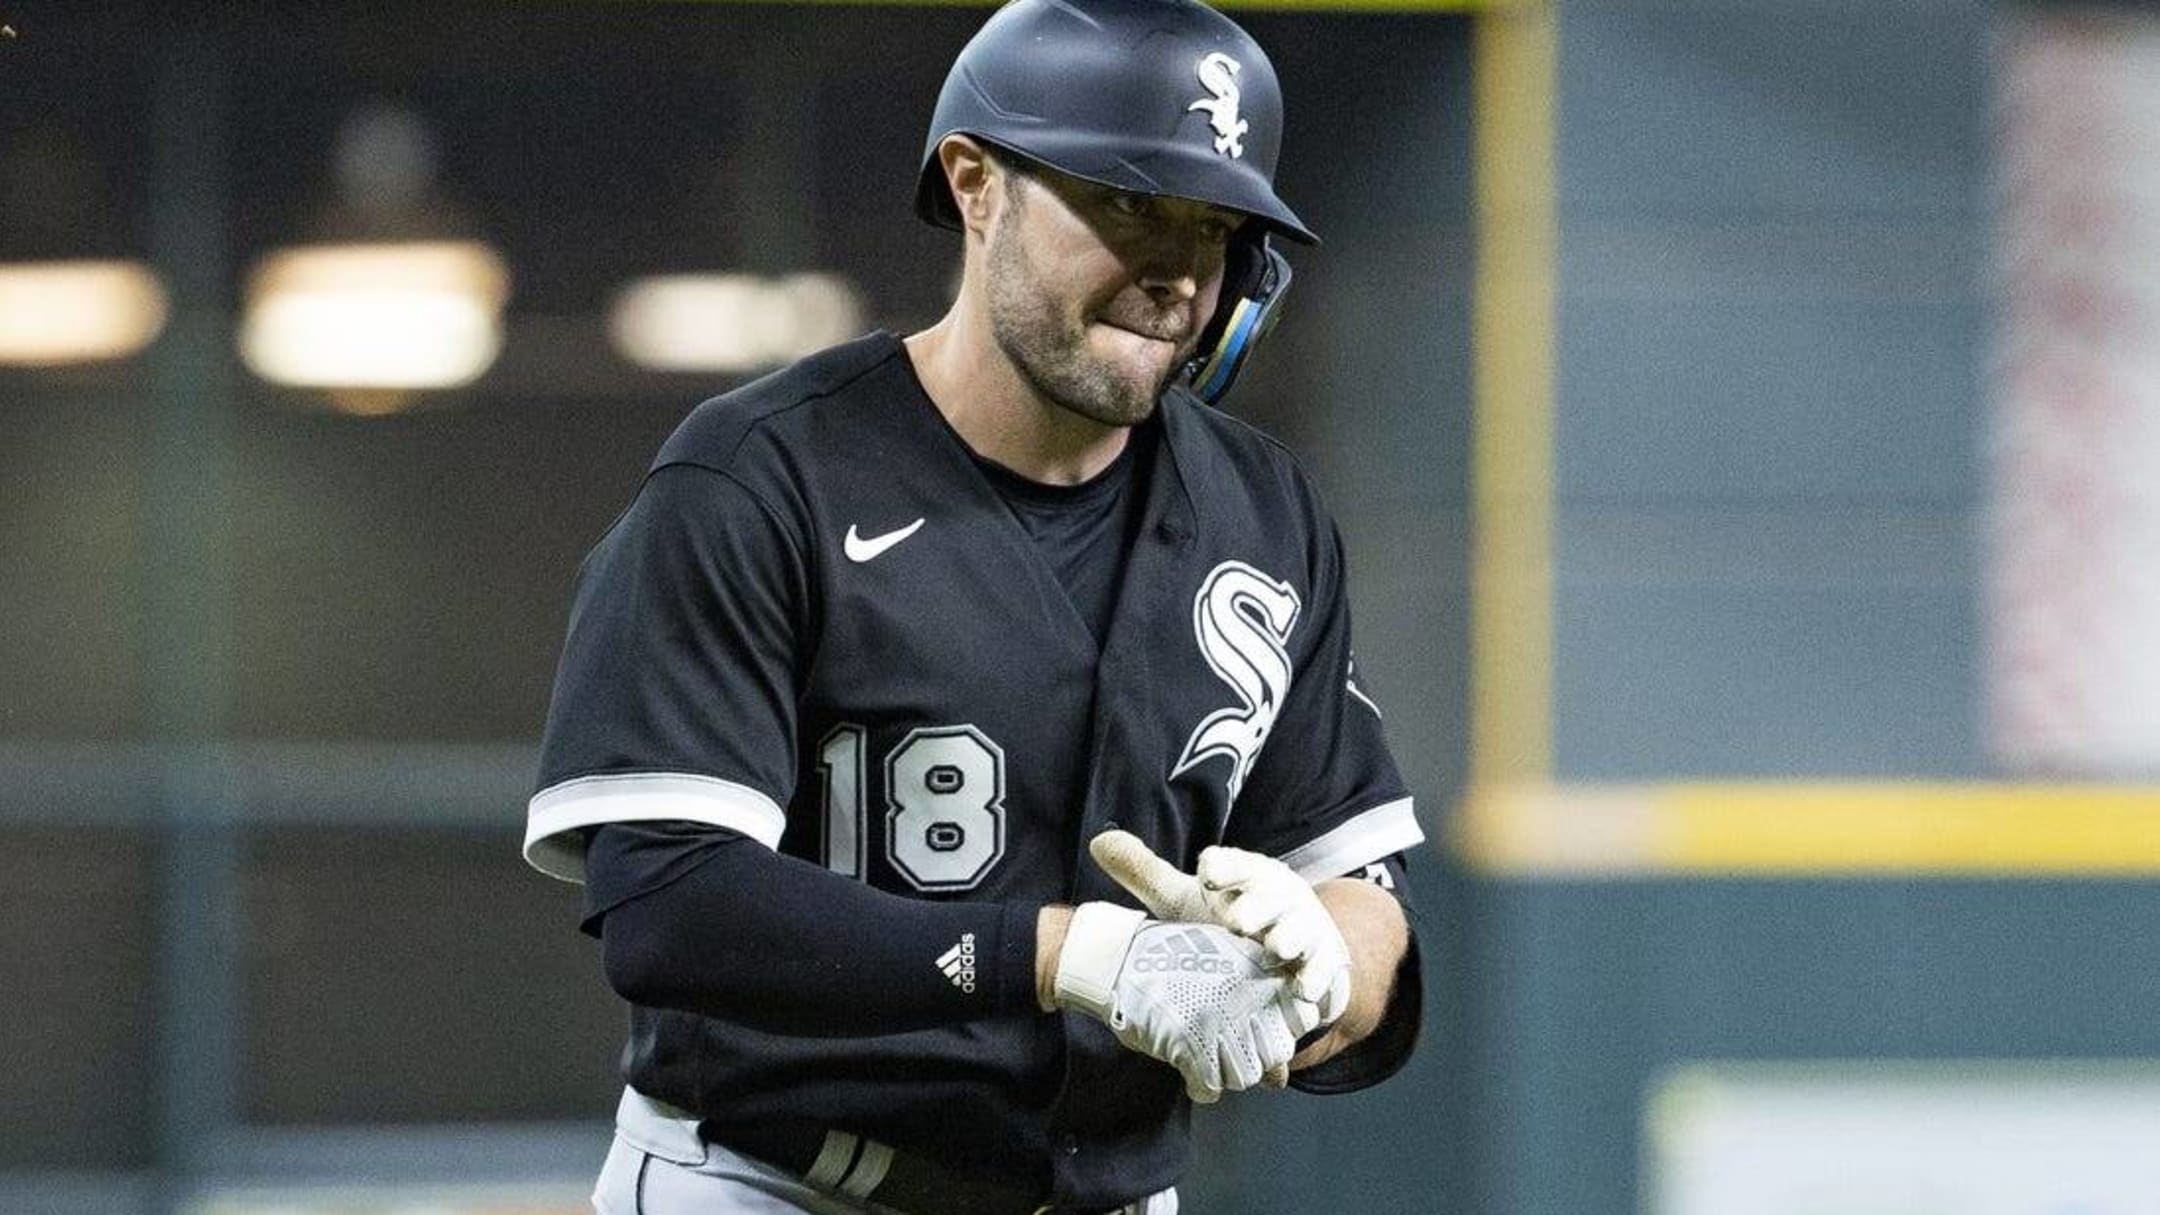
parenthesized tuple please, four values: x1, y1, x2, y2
(1458, 782, 2160, 875)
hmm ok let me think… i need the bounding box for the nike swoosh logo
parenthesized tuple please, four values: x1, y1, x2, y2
(844, 518, 925, 563)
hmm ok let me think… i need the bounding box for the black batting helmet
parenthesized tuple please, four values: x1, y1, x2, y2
(913, 0, 1318, 247)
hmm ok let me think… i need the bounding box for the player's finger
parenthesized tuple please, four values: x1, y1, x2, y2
(1218, 883, 1297, 939)
(1261, 1003, 1287, 1089)
(1181, 1047, 1225, 1105)
(1282, 993, 1323, 1040)
(1090, 831, 1201, 919)
(1285, 950, 1337, 1008)
(1259, 916, 1317, 970)
(1255, 1008, 1299, 1084)
(1195, 845, 1267, 892)
(1217, 1034, 1262, 1093)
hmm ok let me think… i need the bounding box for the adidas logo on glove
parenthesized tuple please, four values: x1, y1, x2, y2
(1130, 927, 1238, 975)
(937, 934, 978, 992)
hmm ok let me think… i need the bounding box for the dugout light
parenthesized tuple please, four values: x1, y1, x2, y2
(0, 260, 169, 366)
(609, 272, 864, 373)
(239, 240, 510, 392)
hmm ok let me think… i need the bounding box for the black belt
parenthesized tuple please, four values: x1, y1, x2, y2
(709, 1120, 1126, 1215)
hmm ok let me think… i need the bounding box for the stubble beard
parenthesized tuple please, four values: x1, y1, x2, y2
(984, 214, 1181, 430)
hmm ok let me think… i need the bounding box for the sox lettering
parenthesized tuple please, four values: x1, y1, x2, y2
(1188, 52, 1249, 159)
(1173, 561, 1301, 802)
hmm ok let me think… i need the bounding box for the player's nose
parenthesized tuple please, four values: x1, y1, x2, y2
(1131, 213, 1226, 309)
(1133, 237, 1206, 308)
(1137, 265, 1200, 310)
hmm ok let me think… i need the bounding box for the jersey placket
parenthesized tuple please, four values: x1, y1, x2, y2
(1041, 407, 1201, 1201)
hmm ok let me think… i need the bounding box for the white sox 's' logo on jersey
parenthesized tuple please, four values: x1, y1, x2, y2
(1188, 52, 1249, 159)
(1173, 560, 1301, 802)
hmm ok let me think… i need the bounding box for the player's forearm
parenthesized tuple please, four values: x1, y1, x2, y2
(1288, 877, 1409, 1070)
(594, 829, 1042, 1036)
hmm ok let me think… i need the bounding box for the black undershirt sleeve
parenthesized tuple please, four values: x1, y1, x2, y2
(585, 820, 1042, 1038)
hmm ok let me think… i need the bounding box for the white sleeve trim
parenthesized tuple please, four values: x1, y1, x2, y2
(1277, 797, 1423, 882)
(522, 771, 788, 883)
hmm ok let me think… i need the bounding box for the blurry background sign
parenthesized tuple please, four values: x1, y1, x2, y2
(1648, 1064, 2160, 1215)
(1988, 10, 2160, 773)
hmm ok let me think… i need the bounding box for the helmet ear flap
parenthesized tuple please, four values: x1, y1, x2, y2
(1184, 233, 1292, 406)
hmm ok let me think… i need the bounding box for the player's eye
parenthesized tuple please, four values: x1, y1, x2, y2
(1105, 191, 1150, 218)
(1199, 218, 1238, 245)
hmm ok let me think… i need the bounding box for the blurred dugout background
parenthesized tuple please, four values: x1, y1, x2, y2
(6, 0, 2160, 1213)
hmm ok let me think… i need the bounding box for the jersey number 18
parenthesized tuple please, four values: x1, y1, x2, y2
(817, 724, 1008, 892)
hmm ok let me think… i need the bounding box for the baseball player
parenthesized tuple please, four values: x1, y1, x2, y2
(523, 1, 1427, 1212)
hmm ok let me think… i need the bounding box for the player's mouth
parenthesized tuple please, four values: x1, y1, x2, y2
(1105, 326, 1175, 344)
(1095, 318, 1190, 347)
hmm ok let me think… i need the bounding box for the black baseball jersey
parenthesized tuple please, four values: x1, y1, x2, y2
(525, 331, 1423, 1208)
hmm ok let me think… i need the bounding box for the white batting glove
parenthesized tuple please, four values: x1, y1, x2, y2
(1052, 902, 1320, 1104)
(1091, 830, 1353, 1033)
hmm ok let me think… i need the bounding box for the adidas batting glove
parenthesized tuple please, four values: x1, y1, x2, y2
(1052, 902, 1319, 1104)
(1090, 831, 1353, 1033)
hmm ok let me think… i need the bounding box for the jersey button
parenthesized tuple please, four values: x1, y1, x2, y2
(1061, 1134, 1080, 1156)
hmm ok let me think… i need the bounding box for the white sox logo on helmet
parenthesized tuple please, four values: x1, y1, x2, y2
(1188, 52, 1249, 159)
(1173, 560, 1301, 802)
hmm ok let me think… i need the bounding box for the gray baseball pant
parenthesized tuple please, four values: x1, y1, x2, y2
(595, 1087, 1177, 1215)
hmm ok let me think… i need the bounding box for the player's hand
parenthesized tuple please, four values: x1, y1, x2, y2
(1090, 831, 1353, 1035)
(1050, 902, 1319, 1104)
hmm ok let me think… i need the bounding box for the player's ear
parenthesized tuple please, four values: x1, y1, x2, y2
(939, 135, 999, 238)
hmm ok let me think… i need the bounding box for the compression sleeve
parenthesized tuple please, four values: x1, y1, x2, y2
(586, 820, 1042, 1037)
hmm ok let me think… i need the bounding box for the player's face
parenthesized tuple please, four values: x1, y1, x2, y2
(984, 163, 1236, 428)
